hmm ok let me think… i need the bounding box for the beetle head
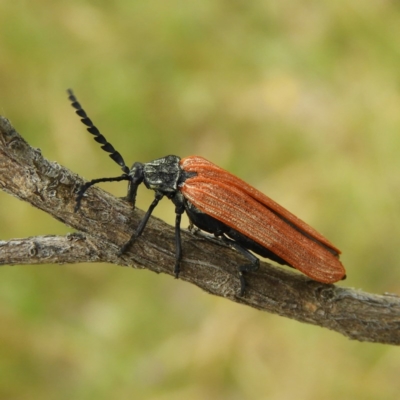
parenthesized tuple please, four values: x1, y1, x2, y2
(141, 155, 181, 193)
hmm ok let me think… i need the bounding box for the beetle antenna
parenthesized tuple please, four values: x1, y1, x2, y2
(67, 89, 130, 175)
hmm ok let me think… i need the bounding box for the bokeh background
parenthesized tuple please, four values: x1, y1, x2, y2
(1, 1, 400, 399)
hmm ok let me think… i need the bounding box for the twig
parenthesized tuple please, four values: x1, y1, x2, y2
(0, 116, 399, 345)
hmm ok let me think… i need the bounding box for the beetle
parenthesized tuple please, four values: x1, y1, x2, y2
(68, 89, 346, 295)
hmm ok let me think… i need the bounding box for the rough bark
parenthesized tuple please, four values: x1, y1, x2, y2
(0, 116, 399, 345)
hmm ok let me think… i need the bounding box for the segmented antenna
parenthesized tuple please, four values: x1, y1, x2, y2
(67, 89, 130, 175)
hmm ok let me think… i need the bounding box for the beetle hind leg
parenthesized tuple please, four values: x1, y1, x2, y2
(219, 235, 260, 296)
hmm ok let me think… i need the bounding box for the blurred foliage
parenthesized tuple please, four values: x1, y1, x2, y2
(1, 0, 400, 399)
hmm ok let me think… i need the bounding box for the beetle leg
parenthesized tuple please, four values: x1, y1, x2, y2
(125, 162, 144, 205)
(219, 235, 260, 296)
(118, 192, 164, 255)
(75, 175, 130, 212)
(173, 204, 185, 278)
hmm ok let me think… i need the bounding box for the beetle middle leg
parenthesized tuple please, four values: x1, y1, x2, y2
(173, 204, 185, 278)
(118, 192, 164, 255)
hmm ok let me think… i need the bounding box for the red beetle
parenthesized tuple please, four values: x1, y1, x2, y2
(68, 90, 346, 295)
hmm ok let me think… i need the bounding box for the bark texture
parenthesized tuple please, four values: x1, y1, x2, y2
(1, 116, 399, 345)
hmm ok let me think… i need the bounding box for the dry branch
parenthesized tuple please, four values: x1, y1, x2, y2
(0, 116, 399, 345)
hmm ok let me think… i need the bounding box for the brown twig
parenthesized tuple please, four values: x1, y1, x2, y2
(0, 116, 399, 345)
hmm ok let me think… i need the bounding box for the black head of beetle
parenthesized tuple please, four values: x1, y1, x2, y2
(134, 155, 181, 193)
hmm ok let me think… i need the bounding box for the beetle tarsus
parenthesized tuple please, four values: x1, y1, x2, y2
(174, 263, 180, 279)
(238, 272, 246, 297)
(238, 260, 260, 296)
(118, 236, 136, 255)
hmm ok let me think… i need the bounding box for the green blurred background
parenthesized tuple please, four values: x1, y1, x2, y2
(1, 0, 400, 399)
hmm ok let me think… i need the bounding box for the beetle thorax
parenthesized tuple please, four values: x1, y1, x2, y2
(142, 155, 182, 193)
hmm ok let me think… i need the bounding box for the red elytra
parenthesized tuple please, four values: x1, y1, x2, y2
(180, 156, 346, 284)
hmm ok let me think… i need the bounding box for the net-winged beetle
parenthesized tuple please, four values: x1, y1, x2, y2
(68, 89, 346, 295)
